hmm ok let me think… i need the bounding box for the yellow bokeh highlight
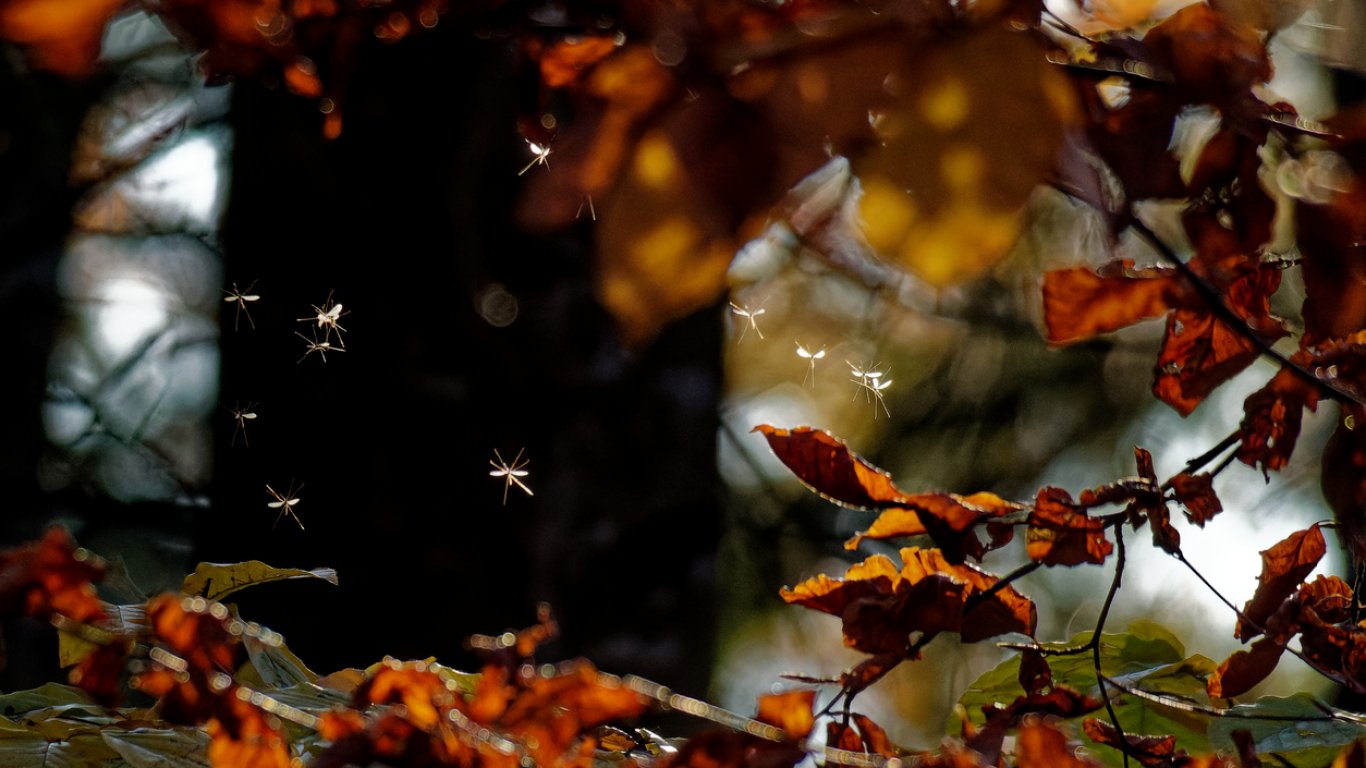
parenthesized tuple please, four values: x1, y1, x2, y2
(939, 145, 985, 193)
(897, 201, 1019, 287)
(919, 77, 970, 132)
(632, 131, 681, 189)
(859, 175, 918, 254)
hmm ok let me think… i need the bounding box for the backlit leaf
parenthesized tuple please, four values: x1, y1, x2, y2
(1027, 487, 1113, 566)
(755, 425, 917, 512)
(0, 0, 125, 77)
(0, 527, 106, 625)
(181, 561, 338, 603)
(1237, 525, 1326, 642)
(1207, 636, 1287, 698)
(1171, 472, 1223, 527)
(755, 690, 816, 740)
(1237, 365, 1320, 478)
(846, 491, 1022, 564)
(1043, 260, 1182, 344)
(1082, 717, 1180, 767)
(1017, 720, 1100, 768)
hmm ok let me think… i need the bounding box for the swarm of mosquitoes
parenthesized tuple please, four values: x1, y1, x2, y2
(223, 144, 895, 528)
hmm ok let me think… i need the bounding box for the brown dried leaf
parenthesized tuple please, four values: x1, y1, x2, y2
(755, 425, 917, 512)
(1171, 472, 1223, 526)
(1153, 309, 1261, 417)
(1207, 636, 1288, 698)
(534, 36, 620, 88)
(0, 0, 125, 77)
(1238, 365, 1320, 477)
(756, 690, 816, 741)
(1237, 524, 1326, 641)
(846, 491, 1022, 563)
(1043, 260, 1181, 344)
(1017, 719, 1100, 768)
(1027, 488, 1114, 566)
(0, 527, 106, 624)
(1081, 717, 1179, 766)
(850, 713, 899, 758)
(206, 692, 292, 768)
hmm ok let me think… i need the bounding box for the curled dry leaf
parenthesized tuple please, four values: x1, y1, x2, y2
(206, 693, 292, 768)
(1026, 488, 1113, 566)
(1236, 524, 1326, 642)
(755, 690, 816, 740)
(1238, 365, 1320, 478)
(1081, 717, 1180, 766)
(754, 425, 915, 511)
(1170, 472, 1223, 527)
(0, 526, 106, 625)
(1016, 719, 1100, 768)
(1207, 635, 1289, 698)
(846, 491, 1021, 564)
(1042, 260, 1182, 345)
(781, 547, 1035, 653)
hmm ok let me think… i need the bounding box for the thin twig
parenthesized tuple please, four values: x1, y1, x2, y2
(1094, 525, 1130, 768)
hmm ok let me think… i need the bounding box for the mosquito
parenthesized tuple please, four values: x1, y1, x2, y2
(729, 301, 766, 342)
(297, 290, 348, 345)
(223, 280, 260, 331)
(576, 194, 596, 221)
(489, 448, 534, 505)
(518, 140, 552, 176)
(227, 402, 257, 447)
(296, 330, 345, 363)
(850, 366, 893, 419)
(266, 481, 305, 530)
(795, 342, 826, 387)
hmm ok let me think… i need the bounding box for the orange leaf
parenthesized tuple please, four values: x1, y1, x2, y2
(1042, 260, 1181, 344)
(899, 547, 1036, 643)
(1154, 309, 1261, 417)
(1170, 472, 1222, 527)
(1237, 524, 1326, 641)
(0, 527, 105, 624)
(1207, 636, 1288, 698)
(147, 594, 238, 673)
(847, 491, 1021, 564)
(1026, 488, 1113, 566)
(1081, 718, 1179, 766)
(1237, 365, 1320, 477)
(756, 690, 816, 740)
(535, 36, 619, 88)
(755, 425, 917, 512)
(359, 664, 452, 730)
(207, 692, 292, 768)
(0, 0, 125, 77)
(1016, 720, 1099, 768)
(828, 721, 866, 756)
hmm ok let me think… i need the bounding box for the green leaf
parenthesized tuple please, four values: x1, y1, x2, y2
(1206, 694, 1366, 768)
(102, 727, 211, 768)
(0, 730, 128, 767)
(181, 561, 338, 602)
(952, 623, 1214, 768)
(0, 683, 95, 715)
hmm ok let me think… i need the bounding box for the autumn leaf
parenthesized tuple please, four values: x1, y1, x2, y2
(1153, 308, 1262, 417)
(206, 692, 291, 768)
(1237, 525, 1326, 642)
(1027, 488, 1113, 566)
(0, 0, 126, 77)
(0, 527, 106, 625)
(1043, 260, 1183, 344)
(1208, 635, 1289, 699)
(828, 721, 866, 756)
(67, 639, 130, 705)
(850, 713, 899, 758)
(756, 690, 816, 740)
(755, 425, 917, 512)
(847, 491, 1021, 564)
(181, 561, 338, 603)
(1016, 720, 1100, 768)
(1322, 404, 1366, 564)
(1082, 717, 1180, 766)
(531, 36, 620, 89)
(1170, 472, 1222, 527)
(1237, 365, 1321, 477)
(782, 547, 1034, 653)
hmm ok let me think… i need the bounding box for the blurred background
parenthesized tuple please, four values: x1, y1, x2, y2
(0, 0, 1360, 750)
